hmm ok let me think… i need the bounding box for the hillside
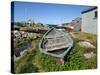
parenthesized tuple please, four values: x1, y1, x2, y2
(14, 32, 97, 73)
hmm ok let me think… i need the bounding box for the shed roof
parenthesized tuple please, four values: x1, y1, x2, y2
(81, 6, 97, 14)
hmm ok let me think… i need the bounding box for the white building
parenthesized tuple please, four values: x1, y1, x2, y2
(81, 7, 97, 34)
(72, 17, 81, 31)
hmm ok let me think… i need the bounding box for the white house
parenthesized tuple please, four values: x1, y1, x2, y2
(81, 7, 97, 34)
(72, 17, 81, 31)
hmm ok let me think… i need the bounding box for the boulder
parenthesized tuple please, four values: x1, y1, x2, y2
(78, 41, 95, 48)
(84, 52, 94, 59)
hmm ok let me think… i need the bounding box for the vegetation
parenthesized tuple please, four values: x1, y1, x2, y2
(14, 47, 38, 73)
(14, 32, 97, 73)
(32, 42, 97, 72)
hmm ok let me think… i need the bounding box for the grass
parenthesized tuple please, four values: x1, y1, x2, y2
(72, 32, 97, 46)
(14, 45, 38, 73)
(14, 32, 97, 73)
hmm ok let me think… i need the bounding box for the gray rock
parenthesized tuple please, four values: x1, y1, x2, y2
(84, 52, 94, 59)
(78, 41, 96, 48)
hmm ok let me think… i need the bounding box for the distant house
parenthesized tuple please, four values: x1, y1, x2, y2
(27, 19, 35, 26)
(62, 23, 71, 26)
(71, 17, 81, 31)
(37, 22, 44, 27)
(61, 17, 81, 32)
(81, 7, 97, 34)
(47, 24, 58, 28)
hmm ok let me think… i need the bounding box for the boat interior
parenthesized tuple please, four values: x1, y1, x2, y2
(41, 28, 71, 53)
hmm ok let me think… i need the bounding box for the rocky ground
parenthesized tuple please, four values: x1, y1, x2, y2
(14, 31, 97, 73)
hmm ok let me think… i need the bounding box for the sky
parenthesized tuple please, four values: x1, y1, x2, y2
(11, 1, 94, 24)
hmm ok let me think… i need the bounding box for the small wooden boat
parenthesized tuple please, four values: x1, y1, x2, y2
(39, 27, 73, 59)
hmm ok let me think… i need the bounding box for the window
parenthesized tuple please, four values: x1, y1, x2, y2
(94, 11, 97, 18)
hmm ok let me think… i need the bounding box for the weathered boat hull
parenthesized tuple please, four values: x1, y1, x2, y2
(39, 28, 73, 58)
